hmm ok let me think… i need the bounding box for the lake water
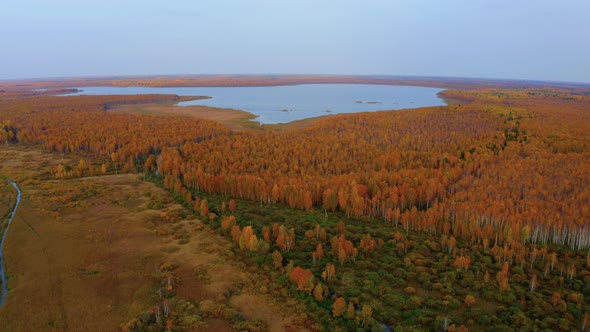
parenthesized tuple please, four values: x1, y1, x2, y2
(65, 84, 446, 124)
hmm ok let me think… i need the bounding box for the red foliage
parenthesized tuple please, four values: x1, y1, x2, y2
(289, 266, 314, 292)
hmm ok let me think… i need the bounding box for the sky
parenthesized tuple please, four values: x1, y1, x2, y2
(1, 0, 589, 83)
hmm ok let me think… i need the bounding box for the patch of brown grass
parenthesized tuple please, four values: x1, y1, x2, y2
(0, 146, 310, 331)
(110, 100, 261, 132)
(109, 98, 334, 132)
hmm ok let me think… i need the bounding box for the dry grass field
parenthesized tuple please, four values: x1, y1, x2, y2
(108, 99, 336, 132)
(109, 101, 261, 132)
(0, 147, 308, 331)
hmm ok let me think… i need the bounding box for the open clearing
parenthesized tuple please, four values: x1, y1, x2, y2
(108, 99, 334, 132)
(109, 101, 262, 132)
(0, 147, 307, 331)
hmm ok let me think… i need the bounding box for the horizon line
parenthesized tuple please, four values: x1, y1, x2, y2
(1, 74, 589, 89)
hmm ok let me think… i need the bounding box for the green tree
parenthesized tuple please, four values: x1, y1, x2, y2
(358, 305, 373, 327)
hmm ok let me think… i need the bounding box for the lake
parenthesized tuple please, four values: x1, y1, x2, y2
(65, 84, 446, 124)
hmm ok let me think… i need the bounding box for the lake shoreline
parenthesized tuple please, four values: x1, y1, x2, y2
(4, 74, 588, 92)
(108, 99, 261, 131)
(65, 84, 447, 125)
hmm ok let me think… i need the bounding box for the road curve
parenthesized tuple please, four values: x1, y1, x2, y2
(0, 179, 22, 308)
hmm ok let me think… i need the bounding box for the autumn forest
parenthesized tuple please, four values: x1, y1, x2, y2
(1, 76, 589, 331)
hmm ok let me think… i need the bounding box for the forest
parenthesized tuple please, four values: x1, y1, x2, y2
(1, 79, 589, 331)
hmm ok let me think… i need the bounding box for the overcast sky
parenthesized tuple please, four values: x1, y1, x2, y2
(1, 0, 589, 83)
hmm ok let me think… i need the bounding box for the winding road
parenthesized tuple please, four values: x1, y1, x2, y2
(0, 179, 22, 308)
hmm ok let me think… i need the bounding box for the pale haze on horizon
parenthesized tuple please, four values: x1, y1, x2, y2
(1, 0, 589, 83)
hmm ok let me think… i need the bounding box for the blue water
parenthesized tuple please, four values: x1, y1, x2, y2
(0, 179, 22, 308)
(65, 84, 445, 124)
